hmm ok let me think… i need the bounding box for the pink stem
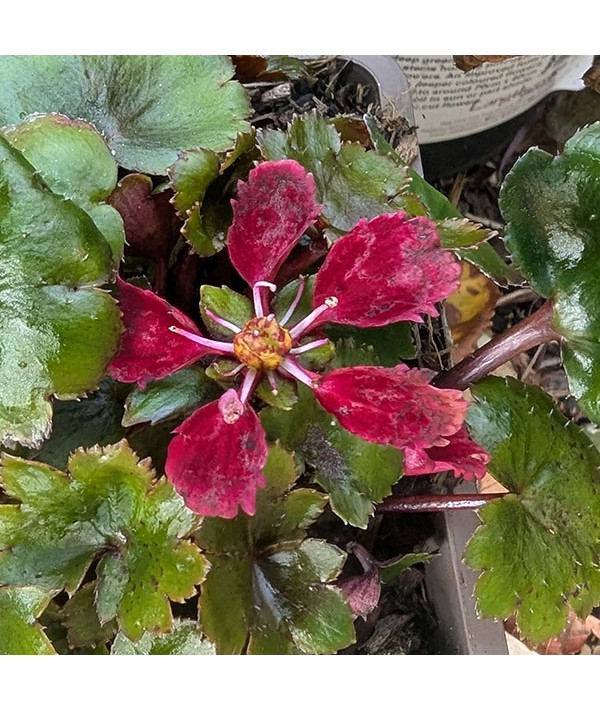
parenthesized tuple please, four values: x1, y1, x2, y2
(239, 368, 259, 405)
(252, 281, 276, 318)
(289, 297, 338, 340)
(279, 356, 319, 389)
(279, 277, 306, 326)
(290, 338, 330, 355)
(434, 300, 561, 391)
(168, 326, 235, 354)
(204, 308, 241, 334)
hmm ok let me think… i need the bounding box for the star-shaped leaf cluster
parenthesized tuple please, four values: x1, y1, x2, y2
(196, 444, 355, 654)
(0, 441, 207, 642)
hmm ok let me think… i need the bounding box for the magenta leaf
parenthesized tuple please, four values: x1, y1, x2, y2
(109, 279, 217, 388)
(403, 426, 490, 480)
(313, 365, 467, 450)
(227, 160, 321, 286)
(338, 567, 380, 621)
(311, 212, 461, 329)
(165, 397, 268, 518)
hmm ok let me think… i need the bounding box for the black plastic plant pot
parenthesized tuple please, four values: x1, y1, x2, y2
(342, 54, 508, 655)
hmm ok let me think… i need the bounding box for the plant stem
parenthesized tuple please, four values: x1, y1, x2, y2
(434, 299, 560, 391)
(377, 493, 504, 514)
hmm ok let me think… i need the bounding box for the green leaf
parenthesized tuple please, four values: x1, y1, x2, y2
(379, 552, 435, 585)
(122, 367, 221, 427)
(168, 148, 220, 216)
(0, 56, 251, 174)
(197, 444, 353, 654)
(168, 148, 225, 255)
(500, 123, 600, 421)
(255, 372, 298, 410)
(111, 619, 215, 655)
(200, 285, 253, 339)
(26, 379, 125, 470)
(258, 113, 410, 232)
(0, 441, 207, 641)
(2, 114, 124, 263)
(261, 384, 403, 529)
(98, 477, 208, 641)
(0, 133, 121, 448)
(62, 582, 117, 649)
(435, 217, 495, 250)
(0, 585, 56, 654)
(363, 114, 460, 220)
(465, 376, 600, 643)
(326, 322, 416, 364)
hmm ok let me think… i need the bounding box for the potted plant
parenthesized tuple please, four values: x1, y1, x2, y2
(0, 55, 598, 656)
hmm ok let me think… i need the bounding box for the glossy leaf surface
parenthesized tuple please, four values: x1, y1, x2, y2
(196, 444, 353, 654)
(466, 377, 600, 643)
(0, 133, 121, 447)
(0, 586, 55, 654)
(2, 114, 124, 263)
(501, 124, 600, 422)
(122, 367, 220, 427)
(0, 56, 250, 174)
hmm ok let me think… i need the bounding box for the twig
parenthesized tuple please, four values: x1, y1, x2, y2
(434, 299, 560, 391)
(377, 493, 505, 514)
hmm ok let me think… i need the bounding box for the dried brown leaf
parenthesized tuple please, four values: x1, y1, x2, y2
(583, 61, 600, 94)
(445, 261, 500, 362)
(453, 55, 519, 72)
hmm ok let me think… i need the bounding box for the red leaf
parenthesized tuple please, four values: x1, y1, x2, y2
(313, 365, 467, 450)
(338, 568, 381, 620)
(165, 395, 268, 518)
(311, 213, 461, 329)
(107, 174, 179, 264)
(403, 426, 490, 480)
(109, 278, 216, 388)
(227, 160, 321, 286)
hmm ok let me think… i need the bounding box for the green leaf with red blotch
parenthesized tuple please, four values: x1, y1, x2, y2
(363, 113, 523, 287)
(0, 441, 207, 642)
(0, 56, 251, 174)
(0, 586, 56, 655)
(465, 377, 600, 644)
(261, 385, 403, 529)
(0, 128, 122, 448)
(196, 444, 353, 654)
(501, 123, 600, 423)
(258, 113, 410, 233)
